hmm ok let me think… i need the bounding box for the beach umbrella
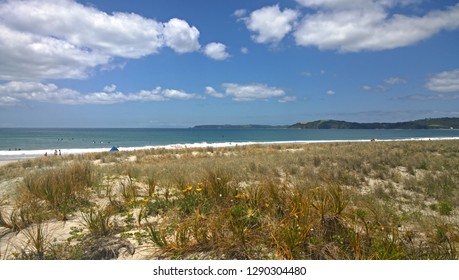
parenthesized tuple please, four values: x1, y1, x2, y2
(109, 146, 119, 152)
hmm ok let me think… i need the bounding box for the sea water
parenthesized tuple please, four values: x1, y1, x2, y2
(1, 128, 459, 161)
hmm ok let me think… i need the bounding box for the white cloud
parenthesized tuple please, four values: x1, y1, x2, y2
(205, 86, 225, 98)
(0, 23, 110, 81)
(296, 0, 423, 9)
(203, 42, 230, 60)
(240, 47, 249, 54)
(161, 88, 200, 100)
(0, 81, 82, 104)
(278, 96, 297, 103)
(384, 77, 406, 85)
(207, 84, 288, 101)
(0, 96, 18, 106)
(245, 5, 300, 44)
(0, 81, 201, 105)
(295, 0, 388, 9)
(426, 69, 459, 93)
(221, 83, 286, 101)
(163, 18, 201, 53)
(362, 85, 372, 91)
(326, 90, 336, 96)
(293, 2, 459, 52)
(0, 0, 165, 58)
(233, 9, 247, 17)
(103, 84, 117, 93)
(0, 0, 210, 81)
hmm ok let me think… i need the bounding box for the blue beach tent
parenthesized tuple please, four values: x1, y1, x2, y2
(109, 146, 119, 152)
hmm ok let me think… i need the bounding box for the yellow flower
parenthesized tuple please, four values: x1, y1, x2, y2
(234, 193, 242, 199)
(182, 185, 193, 193)
(196, 187, 203, 192)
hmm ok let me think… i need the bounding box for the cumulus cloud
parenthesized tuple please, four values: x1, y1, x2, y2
(221, 83, 286, 101)
(0, 81, 201, 105)
(295, 0, 386, 9)
(0, 0, 208, 81)
(0, 23, 110, 81)
(103, 84, 117, 93)
(203, 43, 230, 60)
(205, 86, 225, 98)
(243, 1, 459, 52)
(0, 96, 19, 106)
(426, 69, 459, 93)
(163, 18, 201, 53)
(244, 4, 300, 44)
(206, 84, 290, 102)
(293, 1, 459, 52)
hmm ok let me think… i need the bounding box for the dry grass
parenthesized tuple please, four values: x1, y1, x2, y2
(0, 140, 458, 259)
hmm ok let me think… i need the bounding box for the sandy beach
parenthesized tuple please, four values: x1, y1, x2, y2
(1, 140, 459, 260)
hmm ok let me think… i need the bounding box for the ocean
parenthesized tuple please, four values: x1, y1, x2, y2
(1, 127, 459, 161)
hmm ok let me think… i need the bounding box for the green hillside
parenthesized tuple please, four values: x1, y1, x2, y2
(289, 118, 459, 129)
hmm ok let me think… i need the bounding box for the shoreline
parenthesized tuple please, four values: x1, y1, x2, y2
(1, 136, 458, 261)
(1, 136, 459, 162)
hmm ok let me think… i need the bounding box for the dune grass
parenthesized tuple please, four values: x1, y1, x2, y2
(0, 140, 458, 259)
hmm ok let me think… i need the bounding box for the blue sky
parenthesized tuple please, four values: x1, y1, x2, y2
(0, 0, 459, 127)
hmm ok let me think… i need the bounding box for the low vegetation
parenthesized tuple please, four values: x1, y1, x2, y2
(1, 140, 458, 259)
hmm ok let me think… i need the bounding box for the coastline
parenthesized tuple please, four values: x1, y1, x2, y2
(1, 136, 459, 162)
(1, 137, 458, 261)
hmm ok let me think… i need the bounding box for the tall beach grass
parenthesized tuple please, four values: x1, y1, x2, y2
(0, 140, 458, 259)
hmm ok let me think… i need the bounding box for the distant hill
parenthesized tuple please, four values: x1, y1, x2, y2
(192, 124, 288, 129)
(289, 118, 459, 129)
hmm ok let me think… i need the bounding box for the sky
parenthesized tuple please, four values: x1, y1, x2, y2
(0, 0, 459, 128)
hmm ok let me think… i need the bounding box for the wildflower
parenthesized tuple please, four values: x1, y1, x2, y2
(234, 193, 242, 199)
(264, 203, 270, 208)
(196, 187, 203, 192)
(182, 185, 193, 193)
(247, 208, 256, 218)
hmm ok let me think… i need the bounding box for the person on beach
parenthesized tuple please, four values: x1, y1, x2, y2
(54, 149, 58, 156)
(59, 149, 61, 156)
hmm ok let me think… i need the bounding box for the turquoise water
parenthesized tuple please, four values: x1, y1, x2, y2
(1, 128, 459, 160)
